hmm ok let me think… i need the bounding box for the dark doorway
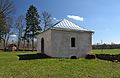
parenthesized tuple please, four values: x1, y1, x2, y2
(41, 38, 44, 54)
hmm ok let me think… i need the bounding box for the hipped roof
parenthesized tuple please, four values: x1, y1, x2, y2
(50, 19, 94, 33)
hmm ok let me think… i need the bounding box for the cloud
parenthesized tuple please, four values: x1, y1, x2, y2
(10, 34, 17, 37)
(67, 15, 84, 21)
(53, 17, 59, 22)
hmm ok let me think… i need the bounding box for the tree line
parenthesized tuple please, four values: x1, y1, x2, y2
(0, 0, 54, 51)
(92, 44, 120, 49)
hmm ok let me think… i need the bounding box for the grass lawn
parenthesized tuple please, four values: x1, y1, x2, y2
(92, 49, 120, 54)
(0, 51, 120, 78)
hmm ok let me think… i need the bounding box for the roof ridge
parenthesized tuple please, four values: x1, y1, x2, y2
(52, 19, 63, 27)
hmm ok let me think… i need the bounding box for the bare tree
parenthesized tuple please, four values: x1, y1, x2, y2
(0, 11, 6, 42)
(0, 17, 14, 50)
(5, 17, 14, 46)
(41, 11, 53, 31)
(0, 0, 15, 17)
(0, 0, 15, 50)
(15, 15, 25, 50)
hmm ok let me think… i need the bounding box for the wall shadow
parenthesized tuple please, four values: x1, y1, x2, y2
(18, 53, 51, 60)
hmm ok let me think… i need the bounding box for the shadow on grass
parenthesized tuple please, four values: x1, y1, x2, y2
(18, 53, 51, 60)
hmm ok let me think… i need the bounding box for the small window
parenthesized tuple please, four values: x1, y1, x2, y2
(71, 37, 75, 47)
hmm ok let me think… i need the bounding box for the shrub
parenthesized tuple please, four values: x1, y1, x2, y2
(96, 54, 120, 62)
(85, 54, 96, 59)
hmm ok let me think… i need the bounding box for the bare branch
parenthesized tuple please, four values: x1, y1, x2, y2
(0, 0, 15, 17)
(41, 11, 53, 31)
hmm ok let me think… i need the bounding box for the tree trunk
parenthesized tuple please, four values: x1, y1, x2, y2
(23, 40, 25, 51)
(27, 40, 29, 51)
(32, 31, 34, 52)
(17, 39, 21, 51)
(6, 34, 10, 50)
(3, 34, 7, 51)
(17, 40, 20, 51)
(32, 38, 34, 51)
(3, 39, 6, 51)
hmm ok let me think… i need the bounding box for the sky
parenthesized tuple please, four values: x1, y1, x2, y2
(11, 0, 120, 44)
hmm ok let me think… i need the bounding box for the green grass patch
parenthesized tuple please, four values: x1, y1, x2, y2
(92, 49, 120, 54)
(0, 51, 120, 78)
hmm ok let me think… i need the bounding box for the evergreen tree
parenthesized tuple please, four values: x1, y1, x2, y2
(25, 5, 41, 51)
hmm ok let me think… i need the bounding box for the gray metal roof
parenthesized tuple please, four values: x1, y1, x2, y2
(51, 19, 94, 32)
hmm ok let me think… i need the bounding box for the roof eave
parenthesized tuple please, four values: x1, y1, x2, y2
(51, 27, 94, 33)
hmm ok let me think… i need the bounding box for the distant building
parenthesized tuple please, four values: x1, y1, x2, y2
(7, 44, 17, 51)
(37, 19, 94, 58)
